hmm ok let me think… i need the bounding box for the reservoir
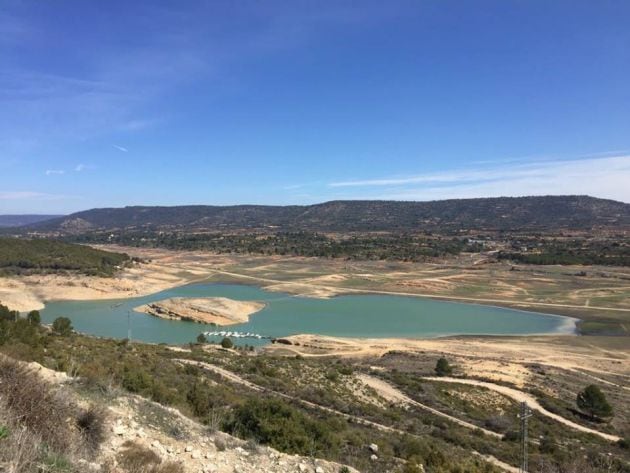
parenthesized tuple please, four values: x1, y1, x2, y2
(41, 282, 576, 345)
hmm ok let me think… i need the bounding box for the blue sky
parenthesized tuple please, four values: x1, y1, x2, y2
(1, 0, 630, 213)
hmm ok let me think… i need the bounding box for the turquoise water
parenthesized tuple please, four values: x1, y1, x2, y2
(40, 283, 575, 345)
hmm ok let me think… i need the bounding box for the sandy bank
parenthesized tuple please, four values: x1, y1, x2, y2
(264, 333, 630, 386)
(134, 297, 265, 326)
(0, 246, 226, 312)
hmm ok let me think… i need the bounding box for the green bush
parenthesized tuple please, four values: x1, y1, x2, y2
(220, 337, 233, 349)
(435, 357, 453, 376)
(122, 365, 153, 393)
(576, 385, 613, 419)
(27, 310, 41, 325)
(223, 398, 340, 456)
(52, 317, 73, 336)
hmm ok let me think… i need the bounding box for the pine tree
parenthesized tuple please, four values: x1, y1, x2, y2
(577, 385, 613, 419)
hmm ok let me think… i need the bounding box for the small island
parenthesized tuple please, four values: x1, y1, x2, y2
(134, 297, 265, 326)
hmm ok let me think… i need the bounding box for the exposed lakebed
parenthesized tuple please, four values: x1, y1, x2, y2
(40, 282, 576, 345)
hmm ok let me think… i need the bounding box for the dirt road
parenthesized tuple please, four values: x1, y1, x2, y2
(423, 377, 620, 442)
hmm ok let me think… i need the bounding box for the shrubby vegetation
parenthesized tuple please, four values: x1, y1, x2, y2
(498, 237, 630, 266)
(69, 230, 475, 261)
(0, 237, 131, 276)
(22, 196, 630, 233)
(0, 356, 107, 472)
(0, 306, 627, 473)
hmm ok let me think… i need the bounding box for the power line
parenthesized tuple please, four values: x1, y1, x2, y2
(518, 401, 533, 473)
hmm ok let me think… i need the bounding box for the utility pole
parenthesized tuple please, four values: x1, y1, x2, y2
(127, 309, 132, 342)
(518, 401, 533, 473)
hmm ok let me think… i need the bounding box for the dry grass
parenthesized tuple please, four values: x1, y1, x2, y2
(115, 441, 184, 473)
(0, 357, 107, 472)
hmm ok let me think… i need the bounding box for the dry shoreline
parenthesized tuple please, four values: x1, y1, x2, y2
(134, 297, 265, 326)
(263, 333, 630, 386)
(0, 245, 626, 328)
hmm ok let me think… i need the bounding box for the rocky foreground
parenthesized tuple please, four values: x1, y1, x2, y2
(24, 361, 357, 473)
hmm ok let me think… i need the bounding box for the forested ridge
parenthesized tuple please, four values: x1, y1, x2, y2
(0, 237, 130, 276)
(17, 195, 630, 234)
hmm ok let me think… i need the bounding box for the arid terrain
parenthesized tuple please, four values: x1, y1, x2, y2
(134, 297, 265, 326)
(1, 244, 629, 472)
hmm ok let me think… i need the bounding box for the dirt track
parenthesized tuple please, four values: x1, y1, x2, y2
(423, 377, 620, 442)
(177, 359, 520, 473)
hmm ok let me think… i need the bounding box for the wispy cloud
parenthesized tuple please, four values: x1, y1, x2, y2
(45, 169, 65, 175)
(75, 163, 86, 171)
(327, 155, 630, 203)
(112, 144, 128, 153)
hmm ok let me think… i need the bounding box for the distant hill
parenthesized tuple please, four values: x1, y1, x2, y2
(19, 196, 630, 234)
(0, 237, 130, 276)
(0, 215, 63, 228)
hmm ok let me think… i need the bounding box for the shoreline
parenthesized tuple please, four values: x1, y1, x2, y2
(133, 297, 266, 326)
(2, 245, 627, 339)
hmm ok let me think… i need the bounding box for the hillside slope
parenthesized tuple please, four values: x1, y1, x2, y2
(20, 196, 630, 233)
(0, 214, 63, 227)
(0, 237, 130, 276)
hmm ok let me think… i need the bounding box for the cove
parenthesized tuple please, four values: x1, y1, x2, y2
(40, 282, 576, 345)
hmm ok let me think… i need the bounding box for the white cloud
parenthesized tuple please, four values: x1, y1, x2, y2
(45, 169, 65, 175)
(112, 144, 128, 153)
(75, 163, 86, 171)
(328, 155, 630, 203)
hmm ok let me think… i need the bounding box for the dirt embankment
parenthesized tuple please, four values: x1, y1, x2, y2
(134, 297, 265, 326)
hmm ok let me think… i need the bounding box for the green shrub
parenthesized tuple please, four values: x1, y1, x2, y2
(220, 337, 233, 349)
(122, 365, 153, 393)
(223, 398, 339, 456)
(576, 385, 613, 419)
(187, 381, 214, 417)
(52, 317, 73, 336)
(434, 357, 453, 376)
(27, 310, 41, 325)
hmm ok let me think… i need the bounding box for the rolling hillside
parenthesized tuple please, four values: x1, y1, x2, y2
(0, 237, 130, 276)
(18, 195, 630, 234)
(0, 214, 63, 227)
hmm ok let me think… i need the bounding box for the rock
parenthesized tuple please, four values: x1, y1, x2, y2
(315, 467, 325, 473)
(112, 422, 126, 436)
(298, 463, 308, 472)
(368, 443, 379, 453)
(185, 445, 194, 452)
(192, 451, 201, 459)
(370, 454, 378, 461)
